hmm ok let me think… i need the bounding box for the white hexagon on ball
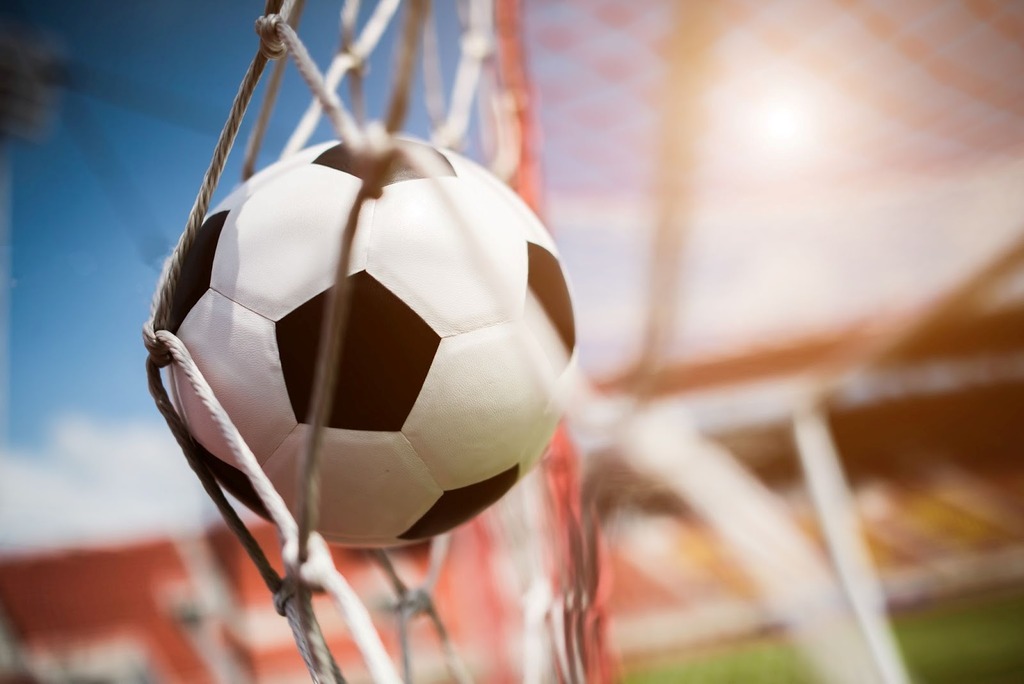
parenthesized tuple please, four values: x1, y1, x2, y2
(171, 289, 296, 468)
(264, 426, 442, 545)
(366, 176, 528, 337)
(401, 320, 561, 490)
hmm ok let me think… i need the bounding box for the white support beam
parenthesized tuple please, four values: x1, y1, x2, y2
(793, 402, 911, 684)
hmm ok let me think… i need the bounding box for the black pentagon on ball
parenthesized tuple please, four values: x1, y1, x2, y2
(398, 464, 519, 540)
(313, 138, 456, 185)
(167, 211, 229, 333)
(276, 271, 441, 431)
(527, 242, 576, 352)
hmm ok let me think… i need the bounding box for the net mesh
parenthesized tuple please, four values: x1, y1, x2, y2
(142, 0, 1024, 682)
(144, 1, 607, 682)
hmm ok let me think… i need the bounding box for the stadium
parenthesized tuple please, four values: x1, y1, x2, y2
(2, 0, 1024, 682)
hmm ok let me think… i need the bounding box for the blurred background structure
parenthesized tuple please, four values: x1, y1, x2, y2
(2, 0, 1024, 682)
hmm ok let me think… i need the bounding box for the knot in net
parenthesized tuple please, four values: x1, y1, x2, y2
(397, 587, 433, 618)
(273, 576, 298, 618)
(343, 46, 369, 77)
(141, 322, 171, 367)
(283, 532, 334, 592)
(460, 32, 492, 62)
(255, 14, 287, 60)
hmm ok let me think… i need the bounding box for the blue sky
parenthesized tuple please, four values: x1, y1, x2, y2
(5, 1, 465, 449)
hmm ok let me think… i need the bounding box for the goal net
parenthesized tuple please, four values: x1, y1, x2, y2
(144, 0, 1024, 682)
(145, 1, 610, 682)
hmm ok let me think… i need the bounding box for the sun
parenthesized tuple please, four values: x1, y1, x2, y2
(745, 89, 815, 159)
(759, 98, 808, 149)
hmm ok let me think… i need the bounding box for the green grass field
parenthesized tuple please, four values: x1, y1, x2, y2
(625, 590, 1024, 684)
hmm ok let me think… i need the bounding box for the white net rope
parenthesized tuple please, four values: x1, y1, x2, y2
(137, 0, 988, 682)
(142, 0, 543, 682)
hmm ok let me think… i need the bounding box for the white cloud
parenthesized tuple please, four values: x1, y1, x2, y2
(0, 415, 217, 555)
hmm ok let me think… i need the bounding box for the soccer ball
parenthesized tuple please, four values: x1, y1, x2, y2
(167, 139, 576, 546)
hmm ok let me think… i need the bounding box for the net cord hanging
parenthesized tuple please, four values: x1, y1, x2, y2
(143, 2, 418, 681)
(273, 3, 541, 681)
(145, 329, 390, 683)
(241, 0, 307, 181)
(142, 1, 546, 681)
(372, 543, 473, 684)
(281, 0, 402, 159)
